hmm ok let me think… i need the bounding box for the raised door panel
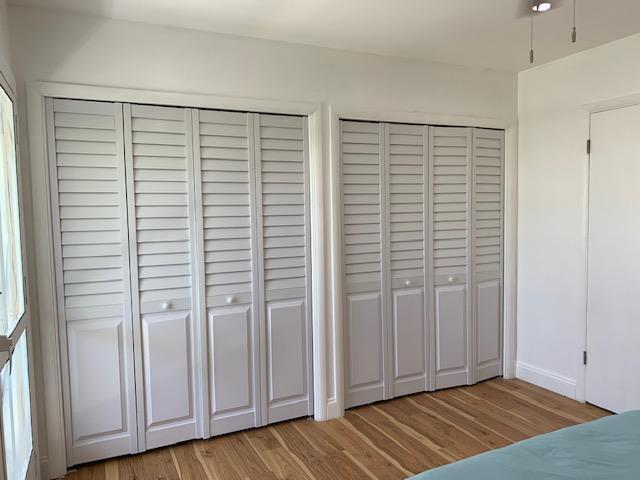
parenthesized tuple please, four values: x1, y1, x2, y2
(256, 114, 312, 423)
(345, 292, 384, 407)
(46, 98, 137, 465)
(429, 126, 471, 389)
(208, 306, 256, 434)
(472, 128, 503, 382)
(434, 285, 467, 389)
(265, 300, 308, 423)
(392, 289, 426, 396)
(124, 104, 198, 447)
(141, 311, 194, 449)
(387, 123, 427, 397)
(194, 109, 260, 434)
(341, 120, 385, 408)
(475, 281, 501, 381)
(66, 319, 132, 463)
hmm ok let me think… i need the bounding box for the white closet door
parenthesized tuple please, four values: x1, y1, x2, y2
(471, 128, 503, 382)
(386, 123, 428, 397)
(124, 104, 199, 450)
(255, 114, 313, 423)
(193, 109, 261, 435)
(429, 126, 471, 390)
(46, 98, 137, 465)
(341, 120, 386, 408)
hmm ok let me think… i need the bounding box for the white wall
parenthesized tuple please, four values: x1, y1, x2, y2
(0, 0, 14, 90)
(9, 5, 516, 477)
(517, 33, 640, 399)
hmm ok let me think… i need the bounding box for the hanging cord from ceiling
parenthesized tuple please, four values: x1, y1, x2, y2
(572, 0, 577, 42)
(530, 0, 535, 63)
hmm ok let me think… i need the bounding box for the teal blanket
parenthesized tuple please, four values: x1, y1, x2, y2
(410, 411, 640, 479)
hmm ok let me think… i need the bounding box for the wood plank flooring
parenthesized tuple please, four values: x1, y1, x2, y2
(65, 379, 610, 479)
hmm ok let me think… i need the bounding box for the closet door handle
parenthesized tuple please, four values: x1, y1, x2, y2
(161, 302, 171, 311)
(404, 280, 412, 287)
(447, 276, 455, 284)
(226, 296, 235, 305)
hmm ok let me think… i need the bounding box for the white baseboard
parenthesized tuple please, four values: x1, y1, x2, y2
(516, 361, 577, 399)
(325, 398, 339, 420)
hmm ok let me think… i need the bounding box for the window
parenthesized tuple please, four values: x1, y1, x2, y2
(0, 80, 33, 480)
(0, 81, 24, 335)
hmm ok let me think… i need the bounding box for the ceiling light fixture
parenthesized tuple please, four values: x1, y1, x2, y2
(532, 2, 552, 12)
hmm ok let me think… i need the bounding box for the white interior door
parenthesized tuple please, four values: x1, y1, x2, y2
(254, 113, 313, 424)
(124, 104, 200, 449)
(429, 126, 472, 390)
(386, 123, 428, 398)
(586, 104, 640, 413)
(341, 121, 386, 408)
(46, 98, 138, 465)
(193, 109, 261, 436)
(471, 128, 504, 383)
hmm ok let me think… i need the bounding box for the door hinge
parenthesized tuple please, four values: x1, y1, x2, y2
(583, 350, 587, 365)
(24, 276, 28, 305)
(586, 139, 591, 154)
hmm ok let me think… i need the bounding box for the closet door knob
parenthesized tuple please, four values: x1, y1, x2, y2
(161, 302, 170, 311)
(226, 296, 235, 305)
(447, 276, 455, 284)
(404, 280, 412, 287)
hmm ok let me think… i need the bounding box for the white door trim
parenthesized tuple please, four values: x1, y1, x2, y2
(26, 81, 326, 478)
(327, 105, 517, 418)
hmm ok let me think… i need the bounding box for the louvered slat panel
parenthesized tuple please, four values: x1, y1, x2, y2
(342, 121, 382, 293)
(258, 114, 308, 300)
(431, 127, 470, 285)
(388, 123, 426, 287)
(472, 128, 503, 281)
(199, 110, 253, 305)
(47, 98, 138, 464)
(129, 104, 193, 312)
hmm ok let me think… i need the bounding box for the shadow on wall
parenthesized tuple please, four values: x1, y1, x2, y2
(11, 0, 118, 82)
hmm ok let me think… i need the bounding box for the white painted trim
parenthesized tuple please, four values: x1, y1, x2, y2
(27, 81, 326, 477)
(327, 106, 517, 416)
(27, 86, 68, 479)
(327, 106, 344, 418)
(503, 126, 518, 378)
(516, 362, 577, 399)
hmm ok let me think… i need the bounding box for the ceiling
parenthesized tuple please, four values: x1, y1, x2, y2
(9, 0, 640, 71)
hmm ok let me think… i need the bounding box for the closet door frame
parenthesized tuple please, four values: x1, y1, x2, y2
(330, 107, 516, 417)
(28, 82, 326, 480)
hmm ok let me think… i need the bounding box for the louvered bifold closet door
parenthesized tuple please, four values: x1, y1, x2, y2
(193, 109, 261, 436)
(255, 114, 313, 424)
(429, 126, 472, 390)
(341, 120, 386, 408)
(471, 128, 504, 382)
(386, 123, 428, 397)
(46, 98, 137, 465)
(123, 105, 199, 450)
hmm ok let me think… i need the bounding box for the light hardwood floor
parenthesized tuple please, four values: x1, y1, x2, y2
(65, 379, 610, 479)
